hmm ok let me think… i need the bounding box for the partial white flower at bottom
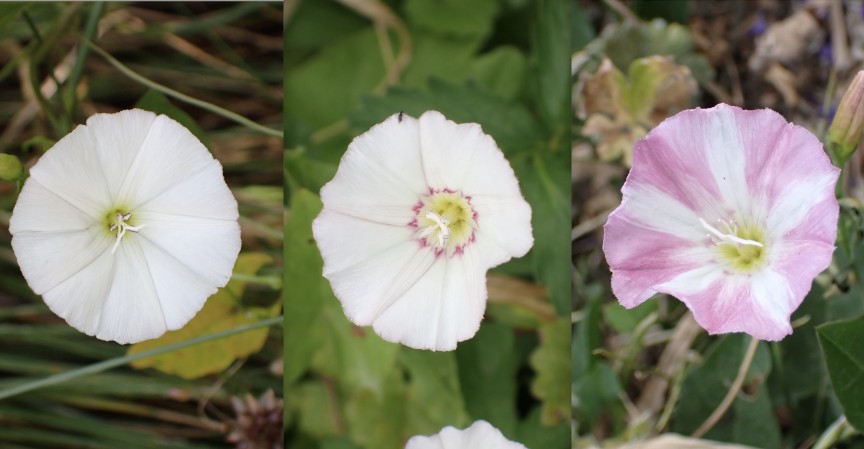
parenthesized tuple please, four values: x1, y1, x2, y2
(9, 109, 241, 344)
(405, 420, 527, 449)
(313, 111, 533, 351)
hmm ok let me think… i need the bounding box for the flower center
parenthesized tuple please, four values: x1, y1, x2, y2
(413, 190, 477, 255)
(700, 217, 767, 273)
(106, 210, 145, 254)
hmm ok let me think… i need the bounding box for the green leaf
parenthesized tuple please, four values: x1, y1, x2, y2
(283, 189, 328, 383)
(351, 79, 544, 156)
(516, 406, 571, 449)
(135, 90, 209, 148)
(467, 46, 527, 101)
(672, 335, 780, 448)
(603, 300, 657, 334)
(403, 0, 499, 38)
(529, 317, 570, 426)
(533, 0, 570, 131)
(572, 2, 594, 52)
(286, 28, 384, 130)
(456, 323, 519, 435)
(516, 152, 570, 315)
(400, 350, 469, 434)
(294, 381, 341, 439)
(817, 316, 864, 431)
(573, 361, 624, 433)
(128, 253, 279, 379)
(0, 3, 31, 35)
(344, 377, 406, 448)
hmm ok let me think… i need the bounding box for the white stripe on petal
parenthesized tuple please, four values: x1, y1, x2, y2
(749, 268, 795, 329)
(622, 184, 706, 241)
(767, 172, 837, 238)
(702, 105, 751, 213)
(657, 263, 724, 297)
(96, 238, 167, 344)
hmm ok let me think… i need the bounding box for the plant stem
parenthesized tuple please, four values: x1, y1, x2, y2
(82, 39, 282, 138)
(692, 336, 760, 438)
(813, 416, 858, 449)
(0, 315, 282, 401)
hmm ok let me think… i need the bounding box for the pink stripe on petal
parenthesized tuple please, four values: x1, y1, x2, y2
(671, 274, 792, 341)
(604, 210, 711, 307)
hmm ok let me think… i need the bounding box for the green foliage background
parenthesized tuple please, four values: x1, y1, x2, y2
(285, 0, 571, 447)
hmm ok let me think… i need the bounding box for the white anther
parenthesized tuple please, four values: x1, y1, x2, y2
(420, 211, 451, 248)
(110, 212, 145, 254)
(699, 217, 762, 247)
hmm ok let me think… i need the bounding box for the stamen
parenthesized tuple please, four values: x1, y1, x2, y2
(422, 211, 451, 248)
(699, 217, 763, 247)
(110, 212, 145, 254)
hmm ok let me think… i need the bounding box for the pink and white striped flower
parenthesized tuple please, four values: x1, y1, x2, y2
(603, 104, 839, 340)
(312, 111, 533, 351)
(405, 420, 527, 449)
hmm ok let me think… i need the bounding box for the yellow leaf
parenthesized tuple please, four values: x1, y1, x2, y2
(128, 252, 280, 379)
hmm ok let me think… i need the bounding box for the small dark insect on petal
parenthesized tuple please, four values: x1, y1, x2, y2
(398, 111, 404, 122)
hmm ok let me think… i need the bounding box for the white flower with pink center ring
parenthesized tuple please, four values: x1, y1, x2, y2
(313, 110, 533, 351)
(404, 420, 527, 449)
(604, 104, 839, 340)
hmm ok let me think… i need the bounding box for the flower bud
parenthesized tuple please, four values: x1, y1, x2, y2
(0, 154, 23, 181)
(828, 70, 864, 163)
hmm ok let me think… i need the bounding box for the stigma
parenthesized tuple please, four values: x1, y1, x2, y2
(110, 212, 145, 254)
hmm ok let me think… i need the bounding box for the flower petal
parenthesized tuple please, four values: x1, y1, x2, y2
(313, 209, 415, 276)
(418, 111, 495, 190)
(118, 114, 218, 208)
(27, 123, 111, 219)
(87, 109, 158, 196)
(95, 238, 167, 344)
(664, 270, 794, 340)
(9, 179, 95, 233)
(320, 113, 426, 226)
(605, 210, 716, 308)
(326, 241, 436, 327)
(372, 245, 487, 351)
(133, 213, 240, 289)
(41, 248, 115, 337)
(11, 227, 112, 295)
(138, 236, 218, 330)
(471, 195, 533, 266)
(135, 159, 238, 220)
(405, 420, 527, 449)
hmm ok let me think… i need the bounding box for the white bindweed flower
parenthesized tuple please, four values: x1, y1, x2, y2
(405, 420, 528, 449)
(9, 109, 241, 344)
(313, 111, 533, 351)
